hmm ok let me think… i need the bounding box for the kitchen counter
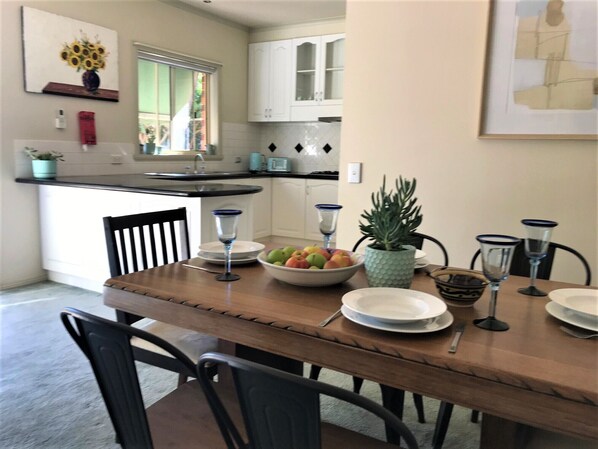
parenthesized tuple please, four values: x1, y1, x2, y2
(15, 174, 262, 197)
(15, 171, 338, 197)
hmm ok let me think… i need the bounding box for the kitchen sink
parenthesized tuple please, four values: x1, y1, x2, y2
(145, 171, 237, 180)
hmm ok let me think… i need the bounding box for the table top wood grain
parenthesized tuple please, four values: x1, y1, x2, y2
(103, 259, 598, 443)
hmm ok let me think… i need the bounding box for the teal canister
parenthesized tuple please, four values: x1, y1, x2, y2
(249, 152, 265, 172)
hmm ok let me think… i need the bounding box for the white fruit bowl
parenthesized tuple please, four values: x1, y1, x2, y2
(257, 251, 364, 287)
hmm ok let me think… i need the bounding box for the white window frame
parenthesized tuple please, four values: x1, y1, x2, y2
(134, 42, 221, 160)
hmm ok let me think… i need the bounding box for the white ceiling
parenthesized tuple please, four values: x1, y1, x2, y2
(177, 0, 346, 29)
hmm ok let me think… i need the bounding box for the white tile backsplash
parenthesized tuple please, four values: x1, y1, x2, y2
(259, 122, 340, 173)
(14, 121, 340, 177)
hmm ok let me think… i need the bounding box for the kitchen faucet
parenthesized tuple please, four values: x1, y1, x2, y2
(194, 152, 206, 174)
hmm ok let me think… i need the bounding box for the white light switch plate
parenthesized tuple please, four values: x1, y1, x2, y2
(348, 162, 361, 183)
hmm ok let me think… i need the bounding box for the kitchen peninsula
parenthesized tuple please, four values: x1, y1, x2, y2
(16, 173, 266, 292)
(16, 171, 339, 292)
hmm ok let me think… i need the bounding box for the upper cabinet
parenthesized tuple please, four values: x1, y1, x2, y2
(248, 40, 292, 122)
(290, 34, 345, 122)
(247, 34, 345, 123)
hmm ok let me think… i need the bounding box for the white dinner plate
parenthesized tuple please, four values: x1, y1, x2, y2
(548, 288, 598, 318)
(415, 258, 429, 270)
(545, 301, 598, 332)
(415, 249, 426, 260)
(342, 288, 447, 324)
(341, 305, 453, 333)
(195, 254, 258, 265)
(198, 241, 265, 260)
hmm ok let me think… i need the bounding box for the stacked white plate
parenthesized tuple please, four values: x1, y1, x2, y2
(414, 249, 429, 270)
(341, 287, 453, 333)
(197, 241, 265, 265)
(545, 288, 598, 332)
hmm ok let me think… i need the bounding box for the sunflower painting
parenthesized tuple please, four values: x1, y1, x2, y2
(22, 7, 119, 101)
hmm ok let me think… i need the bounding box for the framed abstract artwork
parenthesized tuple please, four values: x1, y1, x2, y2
(22, 7, 119, 102)
(479, 0, 597, 140)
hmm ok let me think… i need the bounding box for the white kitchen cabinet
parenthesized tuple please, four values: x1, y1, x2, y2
(290, 34, 345, 122)
(271, 178, 338, 241)
(248, 40, 292, 122)
(38, 185, 254, 292)
(271, 178, 306, 238)
(231, 178, 272, 238)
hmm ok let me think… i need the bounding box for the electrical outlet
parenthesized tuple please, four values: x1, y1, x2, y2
(111, 154, 123, 164)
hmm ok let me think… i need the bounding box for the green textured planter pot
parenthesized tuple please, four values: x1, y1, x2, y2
(364, 245, 416, 288)
(31, 160, 57, 179)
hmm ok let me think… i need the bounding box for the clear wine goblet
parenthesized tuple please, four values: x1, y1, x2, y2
(518, 219, 558, 297)
(212, 209, 242, 282)
(315, 204, 342, 249)
(474, 234, 521, 331)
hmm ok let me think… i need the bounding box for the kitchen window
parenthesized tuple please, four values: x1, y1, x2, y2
(135, 43, 221, 159)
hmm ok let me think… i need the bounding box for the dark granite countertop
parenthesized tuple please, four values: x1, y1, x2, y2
(15, 171, 338, 198)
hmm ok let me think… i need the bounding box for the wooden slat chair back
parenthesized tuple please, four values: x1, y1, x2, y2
(102, 207, 218, 384)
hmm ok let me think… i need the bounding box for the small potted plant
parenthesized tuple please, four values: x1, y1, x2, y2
(24, 147, 64, 179)
(144, 125, 156, 154)
(359, 175, 423, 288)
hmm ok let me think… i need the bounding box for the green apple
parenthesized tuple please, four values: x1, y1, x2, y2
(273, 261, 283, 266)
(281, 246, 296, 260)
(267, 248, 285, 264)
(306, 252, 327, 269)
(309, 265, 321, 270)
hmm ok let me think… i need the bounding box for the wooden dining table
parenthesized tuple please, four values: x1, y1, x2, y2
(103, 257, 597, 449)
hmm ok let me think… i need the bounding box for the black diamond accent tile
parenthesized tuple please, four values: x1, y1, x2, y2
(295, 143, 303, 153)
(323, 143, 332, 153)
(268, 143, 277, 152)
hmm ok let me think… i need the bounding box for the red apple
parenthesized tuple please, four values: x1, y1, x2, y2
(285, 255, 310, 269)
(316, 248, 332, 260)
(323, 260, 341, 269)
(291, 249, 308, 258)
(330, 253, 352, 268)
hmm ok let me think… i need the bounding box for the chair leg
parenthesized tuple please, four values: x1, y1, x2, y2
(379, 385, 406, 445)
(433, 401, 454, 449)
(352, 376, 364, 394)
(413, 393, 426, 423)
(177, 373, 187, 386)
(471, 409, 480, 423)
(309, 364, 322, 380)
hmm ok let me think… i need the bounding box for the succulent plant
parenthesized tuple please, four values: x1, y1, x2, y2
(24, 147, 64, 161)
(359, 175, 423, 251)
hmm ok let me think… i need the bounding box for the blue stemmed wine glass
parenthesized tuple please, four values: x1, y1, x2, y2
(474, 234, 521, 331)
(315, 204, 342, 249)
(518, 219, 558, 297)
(212, 209, 242, 282)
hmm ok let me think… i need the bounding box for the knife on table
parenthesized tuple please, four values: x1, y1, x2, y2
(448, 322, 466, 354)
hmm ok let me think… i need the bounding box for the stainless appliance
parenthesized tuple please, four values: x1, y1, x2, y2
(249, 152, 266, 172)
(267, 157, 291, 172)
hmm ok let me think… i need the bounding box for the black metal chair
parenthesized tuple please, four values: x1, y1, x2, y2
(432, 240, 592, 449)
(60, 307, 228, 449)
(469, 240, 591, 286)
(197, 352, 420, 449)
(103, 207, 218, 385)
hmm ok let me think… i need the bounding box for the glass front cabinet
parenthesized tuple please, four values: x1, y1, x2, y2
(290, 34, 345, 121)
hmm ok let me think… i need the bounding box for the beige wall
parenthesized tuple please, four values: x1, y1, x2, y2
(0, 1, 248, 288)
(337, 1, 597, 285)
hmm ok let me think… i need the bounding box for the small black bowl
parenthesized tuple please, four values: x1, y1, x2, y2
(430, 268, 489, 307)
